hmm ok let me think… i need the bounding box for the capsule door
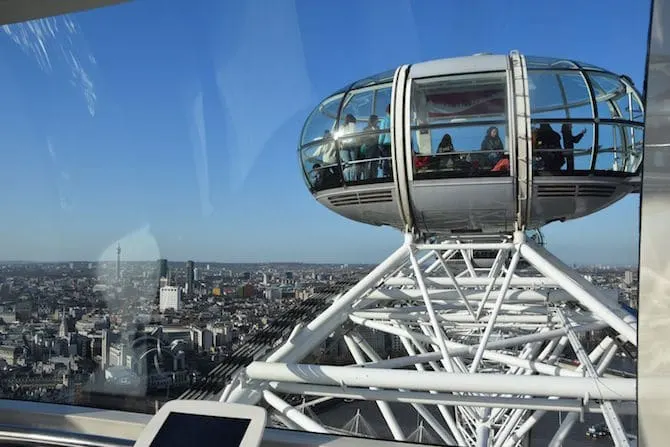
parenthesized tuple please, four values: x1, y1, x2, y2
(401, 68, 516, 235)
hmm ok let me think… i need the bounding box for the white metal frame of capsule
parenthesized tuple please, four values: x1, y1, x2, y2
(222, 231, 637, 447)
(300, 51, 644, 236)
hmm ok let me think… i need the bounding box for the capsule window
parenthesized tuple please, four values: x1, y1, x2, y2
(531, 121, 594, 174)
(300, 141, 342, 191)
(339, 90, 374, 134)
(410, 73, 509, 179)
(528, 72, 592, 119)
(301, 93, 343, 146)
(595, 124, 644, 174)
(589, 74, 631, 120)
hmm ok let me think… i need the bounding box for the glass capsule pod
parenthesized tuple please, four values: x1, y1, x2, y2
(298, 52, 644, 235)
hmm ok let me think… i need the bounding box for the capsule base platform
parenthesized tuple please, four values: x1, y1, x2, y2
(222, 232, 637, 447)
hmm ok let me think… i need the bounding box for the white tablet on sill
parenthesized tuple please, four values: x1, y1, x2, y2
(134, 400, 267, 447)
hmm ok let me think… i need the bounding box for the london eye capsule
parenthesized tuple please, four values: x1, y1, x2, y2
(298, 51, 644, 235)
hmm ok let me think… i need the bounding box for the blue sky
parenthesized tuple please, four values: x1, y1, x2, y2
(0, 0, 650, 265)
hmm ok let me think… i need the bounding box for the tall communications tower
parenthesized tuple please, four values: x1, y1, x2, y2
(116, 243, 121, 282)
(222, 52, 641, 446)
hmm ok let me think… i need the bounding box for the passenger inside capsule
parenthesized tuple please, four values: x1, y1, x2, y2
(436, 133, 461, 170)
(360, 115, 381, 180)
(339, 114, 358, 181)
(481, 126, 504, 155)
(535, 123, 564, 172)
(561, 123, 587, 172)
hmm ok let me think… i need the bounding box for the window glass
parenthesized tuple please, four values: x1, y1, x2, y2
(575, 61, 607, 71)
(350, 69, 395, 89)
(411, 72, 507, 126)
(410, 73, 508, 179)
(336, 129, 393, 185)
(525, 56, 604, 71)
(411, 123, 509, 179)
(588, 74, 629, 119)
(632, 93, 644, 122)
(300, 143, 342, 191)
(339, 89, 374, 134)
(525, 56, 578, 69)
(595, 124, 643, 173)
(630, 127, 645, 172)
(531, 121, 594, 173)
(374, 87, 393, 119)
(528, 72, 592, 119)
(301, 94, 343, 146)
(557, 73, 593, 118)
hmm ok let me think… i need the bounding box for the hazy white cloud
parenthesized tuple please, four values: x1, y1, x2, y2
(46, 139, 73, 211)
(47, 139, 56, 160)
(2, 15, 97, 116)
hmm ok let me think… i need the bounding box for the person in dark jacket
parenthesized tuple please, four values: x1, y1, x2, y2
(438, 133, 454, 153)
(561, 123, 587, 172)
(481, 126, 504, 152)
(535, 123, 563, 171)
(480, 126, 504, 167)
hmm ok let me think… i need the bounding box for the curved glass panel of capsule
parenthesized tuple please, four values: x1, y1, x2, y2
(528, 66, 644, 176)
(299, 83, 394, 192)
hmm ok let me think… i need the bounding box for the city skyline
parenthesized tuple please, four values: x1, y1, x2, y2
(0, 0, 649, 266)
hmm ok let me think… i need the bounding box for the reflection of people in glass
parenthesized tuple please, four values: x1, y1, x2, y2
(361, 115, 380, 180)
(561, 124, 587, 172)
(535, 123, 563, 171)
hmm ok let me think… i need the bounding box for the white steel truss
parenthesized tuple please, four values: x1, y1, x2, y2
(221, 231, 637, 447)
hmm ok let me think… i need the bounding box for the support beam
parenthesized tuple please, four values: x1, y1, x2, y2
(519, 241, 637, 345)
(385, 276, 558, 288)
(365, 288, 576, 302)
(262, 390, 329, 434)
(246, 362, 636, 400)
